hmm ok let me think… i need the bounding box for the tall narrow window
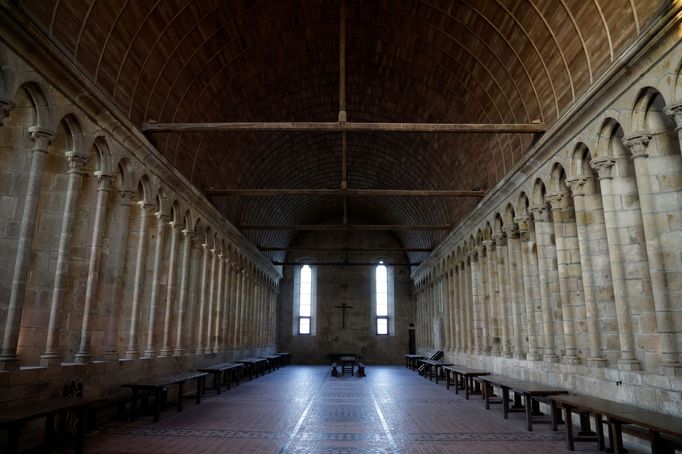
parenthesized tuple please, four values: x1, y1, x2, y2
(376, 262, 389, 335)
(298, 265, 312, 334)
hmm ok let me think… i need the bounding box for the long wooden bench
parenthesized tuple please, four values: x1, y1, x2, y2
(418, 359, 453, 383)
(404, 354, 424, 370)
(442, 365, 490, 399)
(0, 397, 97, 454)
(197, 363, 243, 395)
(275, 352, 291, 365)
(356, 362, 366, 377)
(477, 374, 567, 431)
(259, 354, 282, 370)
(331, 362, 339, 377)
(121, 371, 208, 422)
(237, 357, 268, 380)
(550, 394, 682, 453)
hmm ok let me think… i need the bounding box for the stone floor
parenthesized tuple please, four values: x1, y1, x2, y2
(84, 365, 644, 453)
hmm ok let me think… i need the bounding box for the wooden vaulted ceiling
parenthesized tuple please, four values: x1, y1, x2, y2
(20, 0, 666, 263)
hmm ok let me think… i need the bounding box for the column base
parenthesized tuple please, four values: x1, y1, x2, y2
(172, 349, 185, 357)
(0, 356, 20, 370)
(73, 353, 93, 364)
(563, 355, 581, 365)
(40, 354, 61, 367)
(659, 362, 682, 376)
(102, 351, 119, 361)
(124, 350, 139, 360)
(204, 348, 213, 354)
(142, 350, 156, 358)
(543, 354, 559, 363)
(587, 357, 608, 368)
(158, 349, 172, 357)
(617, 358, 642, 371)
(526, 353, 542, 361)
(195, 348, 204, 355)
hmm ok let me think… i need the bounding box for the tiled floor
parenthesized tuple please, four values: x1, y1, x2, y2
(85, 365, 643, 453)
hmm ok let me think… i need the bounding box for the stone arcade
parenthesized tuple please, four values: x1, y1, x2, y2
(0, 0, 681, 452)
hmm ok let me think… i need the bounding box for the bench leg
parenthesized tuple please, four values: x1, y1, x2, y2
(465, 377, 471, 400)
(154, 388, 162, 422)
(177, 383, 184, 413)
(595, 415, 605, 451)
(75, 406, 86, 454)
(196, 378, 203, 404)
(607, 418, 624, 454)
(484, 383, 491, 410)
(564, 407, 575, 451)
(525, 395, 533, 431)
(502, 387, 510, 419)
(130, 388, 139, 421)
(215, 372, 222, 395)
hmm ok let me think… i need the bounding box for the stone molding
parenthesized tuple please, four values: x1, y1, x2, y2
(622, 133, 651, 159)
(589, 157, 616, 180)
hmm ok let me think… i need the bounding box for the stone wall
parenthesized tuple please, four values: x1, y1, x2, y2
(413, 23, 682, 417)
(0, 41, 280, 406)
(278, 226, 412, 364)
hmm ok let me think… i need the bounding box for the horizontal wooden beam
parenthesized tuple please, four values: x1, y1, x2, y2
(271, 262, 420, 266)
(241, 224, 451, 231)
(259, 246, 432, 252)
(206, 188, 485, 198)
(143, 121, 545, 134)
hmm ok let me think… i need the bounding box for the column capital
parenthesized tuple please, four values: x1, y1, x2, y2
(95, 172, 113, 190)
(492, 232, 506, 246)
(502, 223, 520, 239)
(0, 98, 15, 126)
(566, 176, 590, 196)
(181, 228, 194, 240)
(482, 239, 495, 251)
(664, 101, 682, 129)
(119, 189, 136, 205)
(530, 204, 551, 221)
(155, 212, 170, 226)
(476, 244, 486, 257)
(28, 126, 55, 150)
(65, 151, 90, 175)
(589, 157, 616, 180)
(468, 249, 478, 261)
(622, 133, 651, 159)
(514, 215, 530, 233)
(546, 191, 569, 210)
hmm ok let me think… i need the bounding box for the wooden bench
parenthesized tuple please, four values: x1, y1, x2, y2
(550, 394, 682, 453)
(418, 359, 453, 384)
(331, 362, 339, 377)
(0, 397, 97, 454)
(404, 354, 424, 370)
(477, 374, 567, 431)
(197, 363, 243, 395)
(121, 371, 208, 422)
(237, 357, 268, 380)
(275, 352, 291, 366)
(442, 365, 490, 399)
(356, 362, 366, 377)
(340, 355, 356, 376)
(259, 354, 282, 370)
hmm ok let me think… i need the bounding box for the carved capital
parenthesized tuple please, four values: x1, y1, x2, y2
(28, 126, 55, 151)
(476, 245, 486, 257)
(589, 157, 616, 180)
(622, 133, 651, 160)
(492, 232, 506, 246)
(546, 191, 569, 210)
(530, 204, 550, 222)
(514, 215, 530, 233)
(155, 213, 170, 226)
(0, 99, 14, 126)
(66, 151, 90, 175)
(566, 176, 589, 196)
(664, 101, 682, 129)
(95, 172, 113, 191)
(118, 189, 136, 205)
(502, 223, 520, 239)
(181, 228, 194, 241)
(482, 239, 495, 252)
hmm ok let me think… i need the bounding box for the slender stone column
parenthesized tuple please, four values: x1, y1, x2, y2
(448, 269, 457, 351)
(124, 203, 152, 360)
(442, 268, 452, 350)
(222, 257, 232, 351)
(590, 157, 641, 370)
(160, 221, 180, 357)
(238, 267, 247, 349)
(623, 134, 681, 373)
(482, 241, 499, 355)
(232, 265, 242, 349)
(493, 233, 512, 358)
(0, 128, 54, 369)
(504, 223, 526, 359)
(173, 229, 192, 356)
(195, 241, 209, 354)
(143, 213, 168, 358)
(41, 151, 91, 366)
(531, 206, 559, 362)
(516, 215, 541, 361)
(205, 246, 218, 354)
(456, 265, 465, 351)
(476, 246, 490, 354)
(469, 251, 482, 354)
(212, 252, 224, 353)
(567, 177, 607, 367)
(665, 102, 682, 153)
(75, 173, 113, 363)
(546, 192, 580, 364)
(103, 190, 135, 359)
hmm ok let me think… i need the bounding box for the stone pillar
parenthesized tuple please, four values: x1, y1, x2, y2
(665, 102, 682, 152)
(516, 215, 541, 361)
(449, 269, 459, 352)
(482, 241, 499, 355)
(75, 173, 113, 363)
(160, 221, 180, 357)
(143, 213, 168, 358)
(41, 151, 91, 366)
(205, 245, 217, 354)
(531, 206, 559, 362)
(213, 251, 224, 353)
(504, 223, 526, 359)
(469, 251, 482, 354)
(590, 157, 641, 370)
(476, 245, 491, 354)
(442, 268, 452, 351)
(232, 265, 242, 349)
(103, 190, 135, 359)
(195, 241, 209, 354)
(493, 233, 512, 358)
(0, 128, 54, 369)
(124, 203, 152, 360)
(173, 229, 192, 356)
(456, 264, 465, 352)
(546, 191, 581, 365)
(567, 176, 608, 367)
(623, 133, 681, 373)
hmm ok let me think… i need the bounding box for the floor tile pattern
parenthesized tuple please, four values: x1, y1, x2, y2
(84, 365, 644, 453)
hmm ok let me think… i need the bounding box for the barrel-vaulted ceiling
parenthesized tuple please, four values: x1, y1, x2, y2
(20, 0, 666, 263)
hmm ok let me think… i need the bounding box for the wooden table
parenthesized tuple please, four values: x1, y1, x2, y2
(121, 371, 208, 422)
(237, 357, 268, 380)
(0, 397, 96, 454)
(259, 354, 282, 370)
(405, 354, 424, 370)
(275, 352, 291, 365)
(197, 363, 243, 394)
(477, 375, 567, 431)
(442, 365, 490, 399)
(550, 394, 682, 453)
(339, 355, 357, 376)
(418, 359, 453, 383)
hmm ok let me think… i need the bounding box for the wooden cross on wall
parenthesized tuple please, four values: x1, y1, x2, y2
(334, 302, 353, 329)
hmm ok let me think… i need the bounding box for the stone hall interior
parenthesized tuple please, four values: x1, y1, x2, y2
(0, 0, 681, 453)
